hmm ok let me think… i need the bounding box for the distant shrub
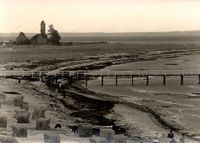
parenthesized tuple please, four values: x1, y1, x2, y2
(48, 24, 61, 45)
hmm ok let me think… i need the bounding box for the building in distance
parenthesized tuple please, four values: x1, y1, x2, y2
(16, 32, 30, 45)
(16, 21, 60, 45)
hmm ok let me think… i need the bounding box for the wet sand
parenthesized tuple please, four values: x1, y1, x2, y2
(0, 78, 92, 143)
(0, 43, 200, 142)
(85, 54, 200, 142)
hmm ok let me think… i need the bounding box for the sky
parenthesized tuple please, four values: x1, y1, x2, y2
(1, 0, 200, 33)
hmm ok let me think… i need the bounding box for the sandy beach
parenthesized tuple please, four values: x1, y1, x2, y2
(3, 0, 200, 142)
(0, 42, 199, 142)
(86, 53, 200, 142)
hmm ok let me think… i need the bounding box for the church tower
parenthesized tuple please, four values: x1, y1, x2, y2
(40, 21, 46, 36)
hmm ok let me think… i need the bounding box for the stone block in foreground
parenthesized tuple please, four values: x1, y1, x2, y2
(0, 116, 7, 128)
(100, 128, 115, 143)
(11, 125, 27, 138)
(44, 133, 60, 143)
(90, 136, 107, 143)
(15, 110, 30, 123)
(36, 118, 50, 130)
(13, 95, 24, 107)
(32, 108, 46, 120)
(78, 125, 93, 137)
(0, 94, 6, 102)
(0, 135, 19, 143)
(112, 134, 128, 143)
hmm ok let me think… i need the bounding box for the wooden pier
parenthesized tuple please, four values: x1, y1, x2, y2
(83, 72, 200, 86)
(0, 70, 200, 86)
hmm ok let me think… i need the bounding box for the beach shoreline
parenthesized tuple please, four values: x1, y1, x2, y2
(0, 43, 200, 142)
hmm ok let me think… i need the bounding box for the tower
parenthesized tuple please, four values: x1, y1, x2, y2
(40, 21, 46, 36)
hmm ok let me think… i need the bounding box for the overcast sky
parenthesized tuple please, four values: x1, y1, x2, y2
(1, 0, 200, 33)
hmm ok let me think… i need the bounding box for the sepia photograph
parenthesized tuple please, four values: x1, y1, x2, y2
(0, 0, 200, 142)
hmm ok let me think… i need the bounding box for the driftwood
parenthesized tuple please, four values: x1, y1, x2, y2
(36, 118, 50, 130)
(32, 108, 46, 120)
(0, 117, 7, 128)
(11, 125, 27, 137)
(44, 133, 60, 143)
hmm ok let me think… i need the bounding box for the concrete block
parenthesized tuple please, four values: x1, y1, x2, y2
(36, 118, 50, 130)
(90, 136, 107, 143)
(78, 125, 93, 137)
(32, 108, 46, 120)
(19, 102, 29, 111)
(92, 128, 100, 136)
(13, 96, 24, 107)
(159, 138, 173, 143)
(0, 94, 6, 102)
(100, 128, 115, 143)
(15, 110, 30, 123)
(112, 135, 128, 143)
(0, 135, 19, 143)
(0, 116, 7, 128)
(11, 125, 27, 138)
(44, 133, 60, 143)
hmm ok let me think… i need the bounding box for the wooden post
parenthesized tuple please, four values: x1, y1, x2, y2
(69, 76, 73, 86)
(85, 75, 88, 86)
(62, 72, 64, 77)
(146, 75, 149, 86)
(101, 75, 104, 86)
(163, 75, 166, 85)
(181, 75, 184, 85)
(115, 75, 118, 86)
(198, 75, 200, 84)
(40, 76, 44, 82)
(131, 75, 134, 86)
(18, 78, 21, 84)
(39, 71, 41, 78)
(22, 71, 25, 78)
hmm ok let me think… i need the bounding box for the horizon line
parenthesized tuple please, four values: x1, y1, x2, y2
(1, 30, 200, 34)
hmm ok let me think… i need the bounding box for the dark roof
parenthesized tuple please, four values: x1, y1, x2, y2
(16, 32, 29, 44)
